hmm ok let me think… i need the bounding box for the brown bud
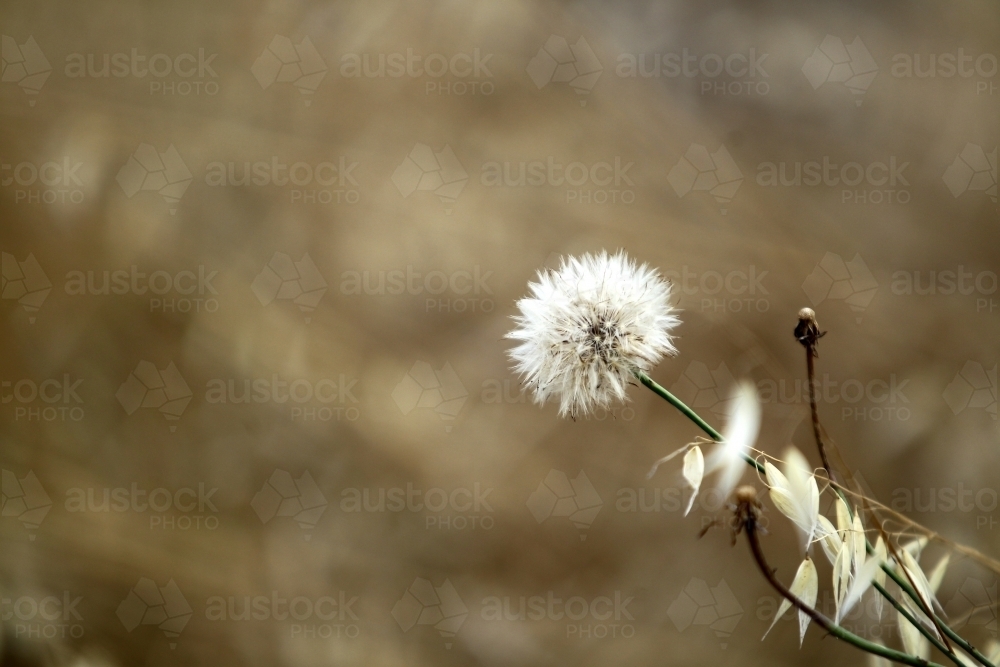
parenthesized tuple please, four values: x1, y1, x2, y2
(794, 307, 826, 349)
(734, 485, 758, 504)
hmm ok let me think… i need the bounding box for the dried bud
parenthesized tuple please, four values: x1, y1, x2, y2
(794, 307, 826, 350)
(734, 485, 758, 504)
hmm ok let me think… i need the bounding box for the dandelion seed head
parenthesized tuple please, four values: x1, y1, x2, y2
(506, 251, 680, 418)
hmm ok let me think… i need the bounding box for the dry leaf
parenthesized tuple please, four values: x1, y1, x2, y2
(984, 639, 1000, 663)
(763, 557, 818, 647)
(832, 542, 852, 621)
(873, 536, 887, 618)
(816, 515, 843, 565)
(851, 511, 866, 574)
(712, 382, 760, 501)
(898, 610, 930, 660)
(898, 549, 942, 640)
(837, 554, 882, 624)
(681, 446, 704, 516)
(835, 496, 852, 537)
(928, 554, 950, 594)
(764, 448, 819, 552)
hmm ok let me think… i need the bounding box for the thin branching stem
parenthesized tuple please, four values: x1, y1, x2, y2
(794, 321, 994, 665)
(742, 502, 945, 667)
(872, 580, 965, 667)
(635, 362, 997, 667)
(885, 568, 998, 667)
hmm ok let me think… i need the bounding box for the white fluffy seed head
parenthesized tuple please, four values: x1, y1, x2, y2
(506, 251, 680, 418)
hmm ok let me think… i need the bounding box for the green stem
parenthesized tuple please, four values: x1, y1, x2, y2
(884, 567, 996, 667)
(636, 369, 996, 667)
(874, 581, 964, 667)
(634, 370, 764, 474)
(746, 511, 944, 667)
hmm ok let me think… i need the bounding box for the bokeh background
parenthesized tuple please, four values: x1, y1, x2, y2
(1, 0, 998, 665)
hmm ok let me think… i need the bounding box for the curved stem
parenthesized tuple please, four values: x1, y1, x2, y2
(798, 341, 990, 667)
(802, 348, 957, 657)
(744, 511, 944, 667)
(637, 370, 995, 667)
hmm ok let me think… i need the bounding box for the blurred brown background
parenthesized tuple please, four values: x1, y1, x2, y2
(1, 0, 998, 665)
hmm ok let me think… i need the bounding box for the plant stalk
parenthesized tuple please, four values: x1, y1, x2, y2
(743, 505, 944, 667)
(634, 370, 764, 474)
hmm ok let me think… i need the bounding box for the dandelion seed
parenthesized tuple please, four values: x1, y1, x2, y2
(506, 251, 679, 418)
